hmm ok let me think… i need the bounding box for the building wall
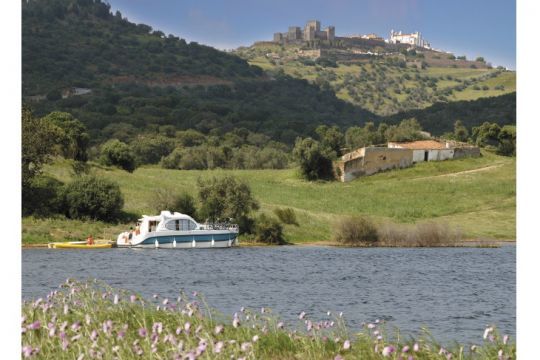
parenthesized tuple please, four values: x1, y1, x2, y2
(453, 147, 481, 159)
(412, 149, 454, 162)
(337, 147, 413, 182)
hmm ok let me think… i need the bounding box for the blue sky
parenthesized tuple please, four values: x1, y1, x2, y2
(108, 0, 516, 69)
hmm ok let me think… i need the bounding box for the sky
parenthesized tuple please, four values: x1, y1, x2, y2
(107, 0, 516, 69)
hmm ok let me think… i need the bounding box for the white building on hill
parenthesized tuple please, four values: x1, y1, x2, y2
(389, 30, 431, 49)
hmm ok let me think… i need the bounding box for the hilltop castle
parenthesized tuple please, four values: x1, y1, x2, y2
(273, 20, 335, 44)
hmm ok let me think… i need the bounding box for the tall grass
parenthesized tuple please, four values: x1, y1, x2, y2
(334, 217, 463, 247)
(21, 279, 515, 359)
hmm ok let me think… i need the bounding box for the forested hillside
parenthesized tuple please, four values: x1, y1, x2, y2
(22, 0, 376, 144)
(380, 92, 516, 136)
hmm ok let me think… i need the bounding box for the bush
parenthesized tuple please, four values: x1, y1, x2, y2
(100, 139, 137, 172)
(61, 176, 124, 221)
(273, 208, 299, 226)
(377, 222, 461, 246)
(333, 216, 378, 245)
(22, 175, 64, 217)
(254, 214, 285, 244)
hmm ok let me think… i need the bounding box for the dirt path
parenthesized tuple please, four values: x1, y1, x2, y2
(412, 163, 505, 180)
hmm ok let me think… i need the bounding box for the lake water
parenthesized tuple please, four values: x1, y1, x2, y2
(22, 245, 515, 345)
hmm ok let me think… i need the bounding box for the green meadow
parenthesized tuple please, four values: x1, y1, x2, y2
(22, 151, 515, 245)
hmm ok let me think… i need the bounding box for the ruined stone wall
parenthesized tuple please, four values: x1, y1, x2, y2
(338, 147, 413, 182)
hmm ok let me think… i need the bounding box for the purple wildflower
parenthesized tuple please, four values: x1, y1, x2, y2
(233, 318, 240, 328)
(298, 311, 306, 320)
(130, 295, 137, 303)
(483, 327, 494, 340)
(138, 328, 147, 338)
(503, 335, 509, 345)
(22, 345, 33, 358)
(277, 322, 284, 329)
(184, 321, 191, 332)
(28, 321, 41, 330)
(90, 330, 98, 341)
(343, 340, 351, 350)
(413, 343, 419, 352)
(214, 341, 224, 353)
(214, 325, 223, 334)
(402, 345, 410, 353)
(241, 342, 252, 352)
(382, 346, 395, 357)
(334, 356, 344, 360)
(252, 335, 259, 342)
(71, 321, 81, 332)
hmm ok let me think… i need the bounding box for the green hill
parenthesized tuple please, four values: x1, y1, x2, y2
(22, 0, 376, 144)
(235, 42, 516, 116)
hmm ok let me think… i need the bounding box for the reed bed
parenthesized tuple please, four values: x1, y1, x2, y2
(21, 279, 514, 359)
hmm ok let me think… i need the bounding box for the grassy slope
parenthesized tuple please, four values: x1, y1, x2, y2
(238, 47, 516, 116)
(23, 152, 515, 244)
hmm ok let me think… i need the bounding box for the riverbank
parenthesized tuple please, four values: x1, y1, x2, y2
(22, 279, 515, 359)
(22, 238, 514, 249)
(22, 151, 515, 245)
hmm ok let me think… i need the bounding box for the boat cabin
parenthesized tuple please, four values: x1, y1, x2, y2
(138, 211, 200, 235)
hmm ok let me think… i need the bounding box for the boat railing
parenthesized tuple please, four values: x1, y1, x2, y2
(203, 222, 239, 232)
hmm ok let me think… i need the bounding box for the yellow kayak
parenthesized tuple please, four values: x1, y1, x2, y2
(49, 242, 112, 249)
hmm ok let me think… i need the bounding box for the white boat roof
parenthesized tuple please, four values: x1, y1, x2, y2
(139, 211, 197, 222)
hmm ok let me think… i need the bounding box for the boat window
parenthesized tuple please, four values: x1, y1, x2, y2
(165, 221, 177, 231)
(149, 221, 158, 232)
(188, 220, 197, 230)
(179, 219, 188, 231)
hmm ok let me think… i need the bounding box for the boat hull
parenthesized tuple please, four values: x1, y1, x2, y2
(117, 231, 238, 249)
(49, 242, 112, 249)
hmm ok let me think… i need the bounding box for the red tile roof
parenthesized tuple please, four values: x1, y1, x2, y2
(389, 140, 447, 150)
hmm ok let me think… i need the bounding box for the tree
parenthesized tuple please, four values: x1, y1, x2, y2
(497, 125, 516, 156)
(21, 107, 60, 188)
(471, 122, 501, 148)
(293, 137, 335, 181)
(197, 176, 259, 227)
(132, 135, 176, 164)
(316, 125, 345, 156)
(62, 176, 124, 221)
(42, 111, 89, 161)
(100, 139, 137, 172)
(453, 120, 469, 142)
(475, 56, 485, 63)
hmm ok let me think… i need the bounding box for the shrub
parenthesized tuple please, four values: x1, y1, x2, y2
(333, 216, 378, 245)
(273, 208, 299, 226)
(254, 214, 285, 244)
(100, 139, 137, 172)
(61, 176, 124, 221)
(377, 222, 462, 246)
(22, 175, 64, 217)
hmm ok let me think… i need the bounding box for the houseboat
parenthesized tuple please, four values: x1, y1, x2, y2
(116, 211, 239, 248)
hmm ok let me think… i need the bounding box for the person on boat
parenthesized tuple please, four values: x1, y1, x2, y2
(135, 224, 140, 235)
(86, 235, 94, 245)
(128, 227, 134, 241)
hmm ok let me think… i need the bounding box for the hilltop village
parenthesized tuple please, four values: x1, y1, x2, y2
(271, 19, 431, 50)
